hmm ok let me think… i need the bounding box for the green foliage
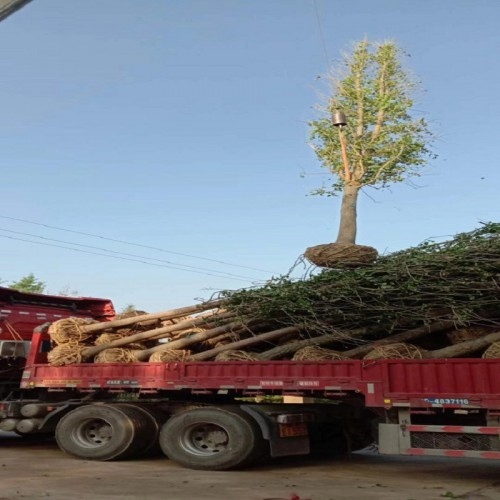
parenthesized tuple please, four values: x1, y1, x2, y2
(222, 223, 500, 335)
(309, 40, 434, 195)
(9, 273, 46, 294)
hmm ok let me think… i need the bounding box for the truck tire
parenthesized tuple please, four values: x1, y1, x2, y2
(118, 404, 167, 457)
(159, 407, 263, 470)
(55, 404, 149, 461)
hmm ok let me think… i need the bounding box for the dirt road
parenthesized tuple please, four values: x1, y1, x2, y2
(0, 432, 499, 500)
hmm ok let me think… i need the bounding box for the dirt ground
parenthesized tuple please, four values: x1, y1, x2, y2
(0, 431, 499, 500)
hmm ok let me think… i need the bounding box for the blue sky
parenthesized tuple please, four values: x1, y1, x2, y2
(1, 0, 498, 311)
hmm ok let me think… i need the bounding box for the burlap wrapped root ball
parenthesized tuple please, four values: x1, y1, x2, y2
(149, 350, 192, 362)
(94, 332, 127, 345)
(363, 343, 424, 360)
(48, 318, 99, 345)
(305, 243, 378, 268)
(482, 341, 500, 359)
(292, 346, 344, 361)
(215, 350, 262, 362)
(47, 344, 87, 366)
(94, 348, 140, 364)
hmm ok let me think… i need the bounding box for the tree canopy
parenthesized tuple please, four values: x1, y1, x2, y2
(308, 40, 435, 244)
(9, 273, 46, 294)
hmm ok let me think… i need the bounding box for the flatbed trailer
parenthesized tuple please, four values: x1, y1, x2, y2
(1, 288, 499, 470)
(0, 325, 497, 469)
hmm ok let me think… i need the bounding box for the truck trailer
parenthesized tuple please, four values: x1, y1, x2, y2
(1, 287, 499, 470)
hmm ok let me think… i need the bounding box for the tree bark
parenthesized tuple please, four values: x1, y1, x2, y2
(81, 311, 235, 359)
(133, 320, 253, 361)
(336, 183, 360, 244)
(79, 300, 223, 334)
(189, 327, 299, 361)
(259, 329, 366, 360)
(343, 320, 456, 359)
(423, 330, 500, 359)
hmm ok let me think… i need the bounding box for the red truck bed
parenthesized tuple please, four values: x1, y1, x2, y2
(22, 342, 500, 410)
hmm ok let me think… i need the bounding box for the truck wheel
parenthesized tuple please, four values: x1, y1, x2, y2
(118, 404, 167, 457)
(159, 407, 263, 470)
(55, 404, 149, 461)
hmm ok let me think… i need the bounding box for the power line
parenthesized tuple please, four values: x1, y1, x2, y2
(313, 0, 330, 67)
(0, 228, 259, 281)
(0, 215, 279, 274)
(0, 234, 256, 283)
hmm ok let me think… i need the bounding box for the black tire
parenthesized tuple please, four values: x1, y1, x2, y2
(55, 404, 150, 461)
(159, 407, 264, 470)
(118, 404, 167, 457)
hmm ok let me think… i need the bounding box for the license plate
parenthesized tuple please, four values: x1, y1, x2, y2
(278, 422, 309, 437)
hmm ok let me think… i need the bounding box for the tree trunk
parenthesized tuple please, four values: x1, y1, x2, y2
(81, 311, 235, 359)
(336, 183, 360, 244)
(259, 329, 366, 360)
(79, 300, 223, 334)
(189, 327, 299, 361)
(133, 320, 253, 361)
(343, 320, 455, 359)
(423, 331, 500, 359)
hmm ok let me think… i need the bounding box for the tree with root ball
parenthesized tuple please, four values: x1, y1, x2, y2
(306, 40, 435, 267)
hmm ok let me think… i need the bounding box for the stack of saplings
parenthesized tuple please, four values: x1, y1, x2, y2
(46, 223, 500, 365)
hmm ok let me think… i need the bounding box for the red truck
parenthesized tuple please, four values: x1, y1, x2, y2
(1, 287, 499, 470)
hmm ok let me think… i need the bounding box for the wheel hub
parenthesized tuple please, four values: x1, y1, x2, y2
(182, 423, 229, 455)
(75, 419, 113, 447)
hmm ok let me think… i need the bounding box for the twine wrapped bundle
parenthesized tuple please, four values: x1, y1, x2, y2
(94, 348, 139, 364)
(292, 346, 344, 361)
(363, 343, 424, 360)
(149, 350, 192, 362)
(47, 344, 86, 366)
(305, 243, 378, 268)
(482, 342, 500, 359)
(447, 327, 492, 345)
(48, 318, 98, 345)
(214, 350, 262, 362)
(95, 333, 126, 345)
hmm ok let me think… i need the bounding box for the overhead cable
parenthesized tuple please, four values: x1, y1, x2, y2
(0, 234, 255, 283)
(0, 228, 258, 281)
(0, 215, 278, 274)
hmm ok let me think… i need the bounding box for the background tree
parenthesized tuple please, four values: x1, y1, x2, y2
(307, 40, 434, 264)
(9, 273, 46, 293)
(58, 285, 80, 297)
(120, 304, 137, 314)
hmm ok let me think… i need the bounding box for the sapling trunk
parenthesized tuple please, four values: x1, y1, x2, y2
(189, 326, 299, 361)
(336, 183, 360, 245)
(81, 311, 235, 359)
(79, 300, 223, 334)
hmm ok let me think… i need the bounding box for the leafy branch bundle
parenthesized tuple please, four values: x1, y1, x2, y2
(223, 223, 500, 338)
(45, 224, 500, 365)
